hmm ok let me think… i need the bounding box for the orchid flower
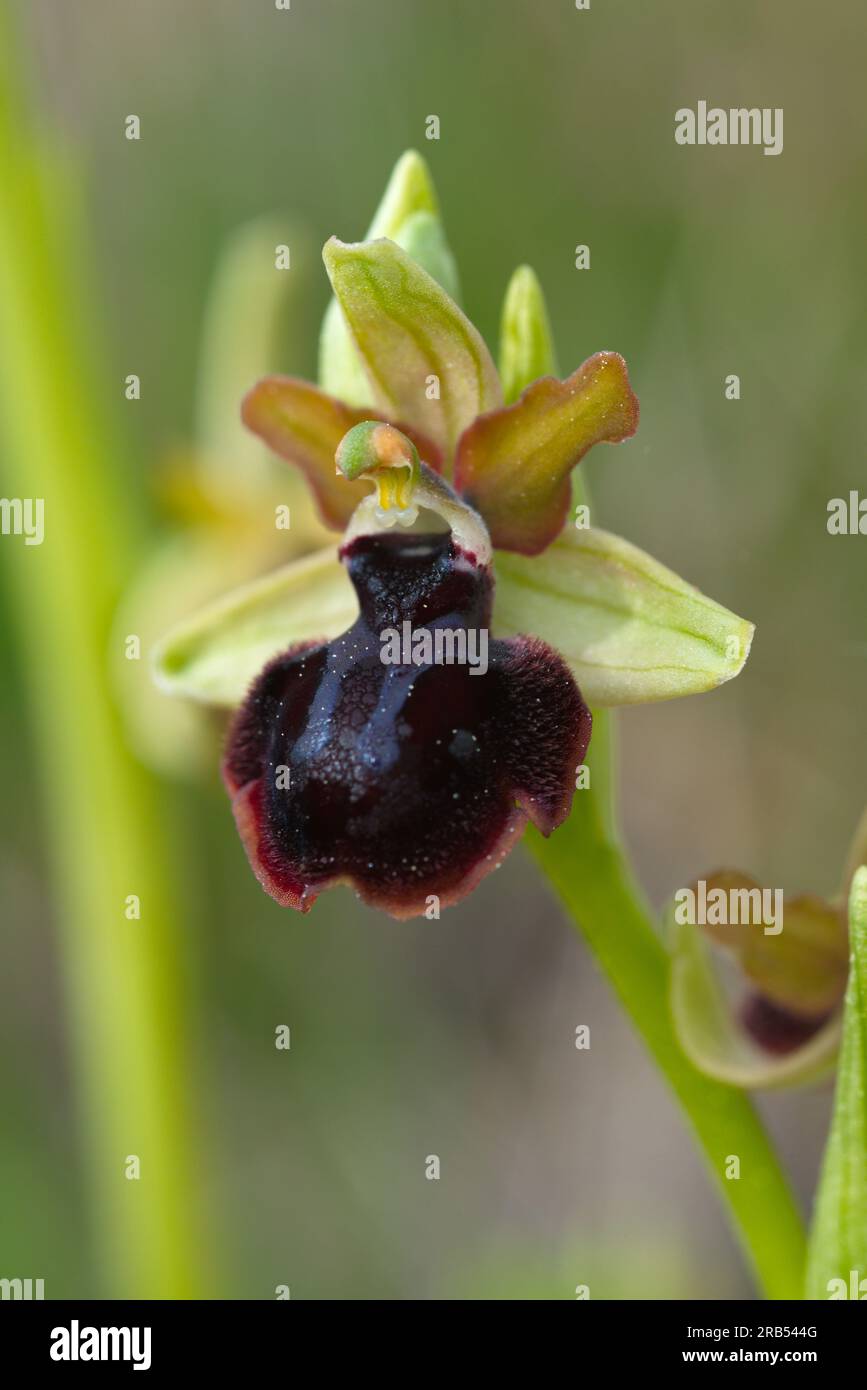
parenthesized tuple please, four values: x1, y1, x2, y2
(667, 809, 867, 1088)
(154, 151, 754, 919)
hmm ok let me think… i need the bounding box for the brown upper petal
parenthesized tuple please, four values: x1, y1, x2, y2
(453, 352, 638, 555)
(241, 376, 442, 531)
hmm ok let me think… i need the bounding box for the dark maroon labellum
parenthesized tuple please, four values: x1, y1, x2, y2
(740, 993, 831, 1056)
(224, 530, 591, 917)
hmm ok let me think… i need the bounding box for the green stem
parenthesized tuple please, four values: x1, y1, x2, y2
(529, 713, 806, 1300)
(0, 8, 213, 1296)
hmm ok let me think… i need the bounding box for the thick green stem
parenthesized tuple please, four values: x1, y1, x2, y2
(529, 713, 806, 1300)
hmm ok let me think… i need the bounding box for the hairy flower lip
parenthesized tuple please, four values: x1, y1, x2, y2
(224, 746, 532, 919)
(222, 528, 591, 918)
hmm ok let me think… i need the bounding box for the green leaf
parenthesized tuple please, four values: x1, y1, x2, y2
(494, 525, 755, 706)
(666, 896, 841, 1089)
(805, 867, 867, 1298)
(322, 235, 502, 460)
(152, 545, 356, 706)
(318, 150, 452, 406)
(498, 265, 558, 405)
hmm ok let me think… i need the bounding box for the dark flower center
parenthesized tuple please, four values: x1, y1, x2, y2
(224, 529, 590, 916)
(740, 993, 832, 1056)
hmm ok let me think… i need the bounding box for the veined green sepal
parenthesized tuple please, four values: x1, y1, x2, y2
(495, 525, 754, 706)
(318, 151, 458, 405)
(322, 234, 501, 461)
(152, 546, 357, 706)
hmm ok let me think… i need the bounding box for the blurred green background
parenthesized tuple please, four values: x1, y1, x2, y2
(1, 0, 865, 1298)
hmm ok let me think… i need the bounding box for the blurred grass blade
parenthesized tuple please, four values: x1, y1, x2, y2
(805, 868, 867, 1298)
(0, 7, 214, 1296)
